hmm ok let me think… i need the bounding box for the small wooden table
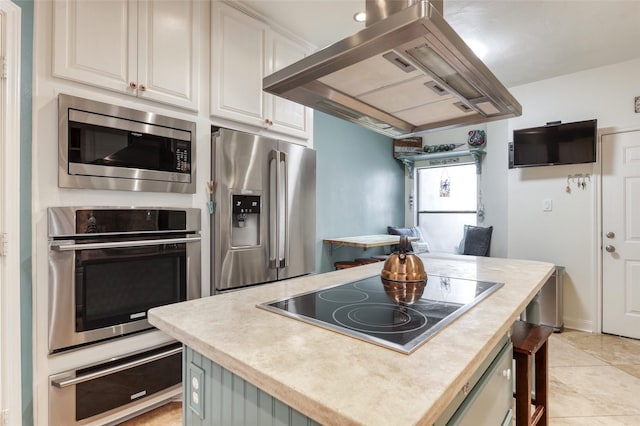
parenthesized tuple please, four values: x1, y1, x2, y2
(323, 234, 418, 254)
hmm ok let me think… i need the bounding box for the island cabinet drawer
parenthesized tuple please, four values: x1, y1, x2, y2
(435, 336, 513, 426)
(184, 348, 321, 426)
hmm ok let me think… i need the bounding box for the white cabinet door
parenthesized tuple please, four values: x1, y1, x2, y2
(53, 0, 200, 111)
(211, 2, 267, 126)
(211, 2, 312, 143)
(137, 0, 200, 110)
(53, 0, 137, 94)
(265, 31, 311, 140)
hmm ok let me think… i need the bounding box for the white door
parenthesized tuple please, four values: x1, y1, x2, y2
(602, 129, 640, 338)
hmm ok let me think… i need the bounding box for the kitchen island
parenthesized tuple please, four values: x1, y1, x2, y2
(148, 253, 554, 425)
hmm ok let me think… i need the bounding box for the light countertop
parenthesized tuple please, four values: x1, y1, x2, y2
(148, 253, 554, 425)
(322, 234, 419, 249)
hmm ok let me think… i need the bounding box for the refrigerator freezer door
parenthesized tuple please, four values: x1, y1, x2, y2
(277, 141, 316, 280)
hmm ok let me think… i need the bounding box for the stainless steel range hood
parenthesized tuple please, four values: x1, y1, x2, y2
(263, 0, 522, 138)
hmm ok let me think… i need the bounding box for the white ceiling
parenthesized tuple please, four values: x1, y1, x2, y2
(239, 0, 640, 88)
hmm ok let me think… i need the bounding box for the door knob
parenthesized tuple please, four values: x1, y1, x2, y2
(606, 231, 615, 238)
(605, 245, 616, 253)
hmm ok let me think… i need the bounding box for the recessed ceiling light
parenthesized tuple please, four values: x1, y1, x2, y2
(353, 11, 366, 22)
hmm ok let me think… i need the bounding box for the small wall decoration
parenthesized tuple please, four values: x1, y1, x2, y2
(467, 130, 486, 147)
(440, 169, 450, 197)
(423, 143, 463, 153)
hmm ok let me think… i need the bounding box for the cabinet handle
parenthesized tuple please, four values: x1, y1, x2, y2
(501, 368, 511, 380)
(462, 382, 470, 396)
(264, 118, 273, 126)
(129, 81, 137, 89)
(140, 84, 147, 92)
(51, 346, 182, 388)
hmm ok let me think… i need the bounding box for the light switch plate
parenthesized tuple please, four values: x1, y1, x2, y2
(543, 199, 553, 212)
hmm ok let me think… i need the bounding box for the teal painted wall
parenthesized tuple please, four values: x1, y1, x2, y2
(14, 0, 33, 424)
(313, 112, 405, 273)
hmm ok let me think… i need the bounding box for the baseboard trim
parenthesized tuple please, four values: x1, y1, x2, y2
(563, 318, 594, 333)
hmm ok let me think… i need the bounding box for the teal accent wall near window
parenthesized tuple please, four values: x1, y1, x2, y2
(313, 112, 405, 273)
(14, 0, 34, 424)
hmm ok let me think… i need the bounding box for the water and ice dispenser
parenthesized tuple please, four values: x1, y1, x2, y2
(231, 194, 260, 246)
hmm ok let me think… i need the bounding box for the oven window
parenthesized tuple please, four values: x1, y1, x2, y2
(68, 121, 191, 173)
(75, 244, 186, 332)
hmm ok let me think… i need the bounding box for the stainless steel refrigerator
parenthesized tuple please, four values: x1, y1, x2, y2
(211, 128, 316, 292)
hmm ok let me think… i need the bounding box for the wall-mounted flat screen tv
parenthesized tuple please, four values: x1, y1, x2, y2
(509, 119, 597, 168)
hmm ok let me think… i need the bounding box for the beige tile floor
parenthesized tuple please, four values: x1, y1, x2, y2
(119, 330, 640, 425)
(548, 329, 640, 425)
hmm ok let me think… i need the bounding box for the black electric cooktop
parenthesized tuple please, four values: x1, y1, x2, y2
(258, 275, 503, 354)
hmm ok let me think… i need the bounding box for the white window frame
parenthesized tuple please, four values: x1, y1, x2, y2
(414, 161, 478, 253)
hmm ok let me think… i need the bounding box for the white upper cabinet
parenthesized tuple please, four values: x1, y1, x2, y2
(211, 4, 267, 126)
(53, 0, 200, 111)
(265, 31, 309, 138)
(211, 2, 313, 142)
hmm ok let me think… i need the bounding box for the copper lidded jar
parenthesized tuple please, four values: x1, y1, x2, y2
(380, 235, 427, 304)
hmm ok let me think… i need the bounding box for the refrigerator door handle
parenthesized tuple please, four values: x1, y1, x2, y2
(268, 150, 279, 269)
(279, 151, 289, 268)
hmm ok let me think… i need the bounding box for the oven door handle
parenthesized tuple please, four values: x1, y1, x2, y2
(50, 346, 183, 388)
(50, 236, 201, 251)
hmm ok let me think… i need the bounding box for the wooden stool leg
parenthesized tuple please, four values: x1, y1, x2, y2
(512, 321, 553, 426)
(534, 341, 549, 426)
(514, 352, 532, 425)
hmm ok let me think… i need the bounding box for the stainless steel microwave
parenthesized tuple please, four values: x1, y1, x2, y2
(58, 94, 196, 193)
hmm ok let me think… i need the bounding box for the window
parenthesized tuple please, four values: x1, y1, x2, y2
(416, 163, 477, 253)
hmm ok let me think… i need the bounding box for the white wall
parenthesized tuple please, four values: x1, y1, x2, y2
(507, 58, 640, 331)
(406, 58, 640, 332)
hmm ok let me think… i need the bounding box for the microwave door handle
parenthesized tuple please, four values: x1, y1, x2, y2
(268, 150, 278, 269)
(50, 346, 183, 388)
(50, 236, 201, 251)
(279, 151, 288, 268)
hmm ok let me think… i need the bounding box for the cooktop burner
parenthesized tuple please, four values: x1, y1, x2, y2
(258, 275, 503, 354)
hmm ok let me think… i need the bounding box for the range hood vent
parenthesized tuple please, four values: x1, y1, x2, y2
(263, 0, 522, 138)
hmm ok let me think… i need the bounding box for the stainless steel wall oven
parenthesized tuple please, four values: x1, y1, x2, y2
(58, 94, 196, 193)
(48, 206, 201, 353)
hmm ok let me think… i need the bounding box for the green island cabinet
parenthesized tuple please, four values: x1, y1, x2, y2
(182, 333, 513, 426)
